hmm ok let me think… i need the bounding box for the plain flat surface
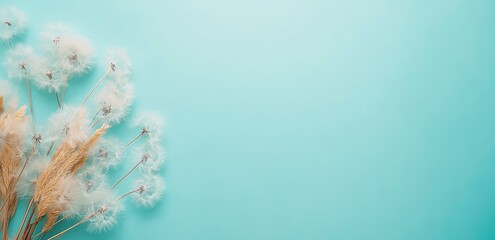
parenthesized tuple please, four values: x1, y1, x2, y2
(2, 0, 495, 239)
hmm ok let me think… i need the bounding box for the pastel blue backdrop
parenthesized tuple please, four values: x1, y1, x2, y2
(1, 0, 495, 239)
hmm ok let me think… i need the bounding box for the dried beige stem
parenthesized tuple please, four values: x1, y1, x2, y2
(0, 106, 27, 239)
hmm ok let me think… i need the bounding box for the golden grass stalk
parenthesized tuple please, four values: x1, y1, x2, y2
(0, 106, 27, 239)
(32, 124, 109, 234)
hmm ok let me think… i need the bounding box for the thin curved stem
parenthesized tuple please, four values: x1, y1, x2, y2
(89, 109, 101, 126)
(55, 92, 61, 109)
(43, 187, 137, 240)
(80, 69, 111, 107)
(120, 132, 144, 152)
(112, 159, 144, 190)
(14, 199, 32, 240)
(24, 71, 35, 131)
(17, 204, 36, 240)
(91, 117, 103, 129)
(118, 188, 141, 200)
(46, 213, 95, 240)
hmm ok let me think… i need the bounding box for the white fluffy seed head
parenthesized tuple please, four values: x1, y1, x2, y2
(134, 143, 165, 173)
(41, 23, 93, 76)
(32, 59, 68, 92)
(106, 48, 131, 78)
(132, 175, 165, 208)
(20, 128, 48, 158)
(4, 44, 40, 81)
(0, 7, 27, 42)
(95, 79, 135, 125)
(46, 105, 89, 147)
(88, 137, 122, 171)
(134, 112, 165, 143)
(86, 190, 122, 233)
(78, 164, 107, 193)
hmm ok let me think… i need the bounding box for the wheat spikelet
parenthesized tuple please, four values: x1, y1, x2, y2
(0, 105, 27, 238)
(33, 124, 108, 233)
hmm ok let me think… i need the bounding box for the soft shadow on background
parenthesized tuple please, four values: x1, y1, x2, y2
(1, 0, 495, 239)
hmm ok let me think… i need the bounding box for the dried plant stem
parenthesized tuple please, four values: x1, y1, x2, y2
(46, 213, 96, 240)
(120, 131, 144, 152)
(0, 145, 36, 215)
(91, 117, 103, 129)
(24, 71, 35, 131)
(118, 188, 141, 200)
(112, 158, 145, 190)
(89, 109, 101, 126)
(38, 232, 48, 240)
(80, 69, 111, 107)
(14, 199, 32, 240)
(60, 84, 67, 105)
(55, 92, 61, 109)
(17, 204, 36, 240)
(33, 217, 66, 239)
(46, 191, 137, 240)
(24, 216, 42, 240)
(2, 218, 9, 240)
(46, 142, 54, 156)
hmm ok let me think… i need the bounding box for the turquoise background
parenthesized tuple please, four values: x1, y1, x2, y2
(2, 0, 495, 239)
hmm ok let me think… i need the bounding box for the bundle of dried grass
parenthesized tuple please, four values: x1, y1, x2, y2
(0, 7, 166, 240)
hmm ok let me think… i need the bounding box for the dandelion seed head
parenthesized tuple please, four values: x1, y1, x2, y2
(87, 191, 122, 232)
(4, 44, 40, 81)
(32, 59, 68, 92)
(134, 143, 165, 173)
(134, 112, 164, 143)
(46, 105, 89, 147)
(132, 175, 165, 208)
(88, 137, 122, 171)
(106, 48, 131, 78)
(79, 164, 107, 190)
(96, 79, 135, 125)
(0, 7, 26, 42)
(42, 23, 93, 76)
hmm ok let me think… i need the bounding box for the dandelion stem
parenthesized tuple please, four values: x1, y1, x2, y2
(14, 199, 32, 240)
(18, 204, 36, 240)
(24, 70, 36, 131)
(26, 216, 42, 240)
(0, 145, 36, 215)
(60, 82, 67, 105)
(112, 158, 145, 190)
(55, 92, 61, 109)
(80, 69, 111, 107)
(46, 142, 54, 156)
(118, 188, 141, 200)
(33, 216, 66, 239)
(89, 109, 101, 126)
(46, 213, 96, 240)
(120, 131, 144, 152)
(38, 231, 48, 240)
(91, 117, 103, 129)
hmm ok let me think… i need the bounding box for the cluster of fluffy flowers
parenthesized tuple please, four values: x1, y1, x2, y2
(0, 7, 165, 240)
